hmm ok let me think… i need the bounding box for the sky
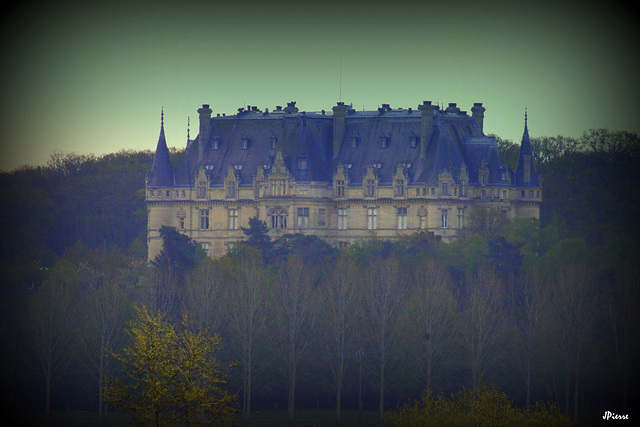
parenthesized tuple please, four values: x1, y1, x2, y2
(1, 0, 638, 171)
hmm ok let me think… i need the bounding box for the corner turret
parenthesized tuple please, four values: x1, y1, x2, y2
(514, 110, 539, 186)
(148, 109, 174, 187)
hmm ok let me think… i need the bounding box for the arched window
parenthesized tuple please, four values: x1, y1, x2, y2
(269, 207, 288, 229)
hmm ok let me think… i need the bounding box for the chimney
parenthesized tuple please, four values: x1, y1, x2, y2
(471, 102, 486, 132)
(332, 102, 348, 159)
(284, 101, 299, 114)
(197, 104, 212, 161)
(418, 101, 436, 156)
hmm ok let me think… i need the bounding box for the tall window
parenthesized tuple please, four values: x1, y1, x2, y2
(318, 208, 326, 227)
(226, 181, 236, 198)
(200, 209, 210, 230)
(197, 181, 207, 198)
(457, 208, 464, 229)
(394, 180, 404, 197)
(367, 208, 378, 230)
(179, 217, 185, 230)
(337, 208, 348, 230)
(365, 180, 376, 197)
(297, 207, 309, 229)
(441, 182, 449, 195)
(441, 210, 448, 229)
(228, 208, 239, 230)
(335, 180, 345, 197)
(397, 207, 407, 229)
(271, 179, 287, 196)
(270, 208, 287, 229)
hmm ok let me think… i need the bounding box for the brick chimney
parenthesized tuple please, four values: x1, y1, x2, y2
(471, 102, 486, 132)
(418, 101, 436, 157)
(332, 102, 348, 159)
(197, 104, 212, 161)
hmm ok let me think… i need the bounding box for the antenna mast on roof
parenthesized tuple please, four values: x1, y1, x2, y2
(339, 52, 342, 102)
(187, 116, 190, 142)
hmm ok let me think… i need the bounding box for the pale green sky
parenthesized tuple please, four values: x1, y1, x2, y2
(1, 0, 638, 171)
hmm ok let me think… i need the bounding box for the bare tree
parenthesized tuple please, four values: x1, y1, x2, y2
(360, 256, 406, 425)
(606, 261, 640, 412)
(223, 247, 272, 420)
(405, 259, 458, 391)
(319, 252, 360, 426)
(508, 266, 550, 409)
(550, 261, 597, 418)
(182, 258, 225, 333)
(26, 264, 77, 417)
(76, 259, 132, 420)
(269, 255, 316, 427)
(460, 267, 509, 390)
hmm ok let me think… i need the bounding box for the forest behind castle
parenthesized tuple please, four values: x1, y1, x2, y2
(0, 129, 639, 425)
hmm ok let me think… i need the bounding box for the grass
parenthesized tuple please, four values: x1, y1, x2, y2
(18, 409, 380, 427)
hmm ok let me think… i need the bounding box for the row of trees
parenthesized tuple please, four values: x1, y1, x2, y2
(11, 217, 638, 425)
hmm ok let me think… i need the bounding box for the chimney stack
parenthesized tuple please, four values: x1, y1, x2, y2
(332, 102, 348, 159)
(197, 104, 212, 161)
(471, 102, 486, 132)
(418, 101, 436, 156)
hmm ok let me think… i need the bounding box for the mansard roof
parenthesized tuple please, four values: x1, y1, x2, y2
(148, 116, 175, 187)
(163, 101, 523, 188)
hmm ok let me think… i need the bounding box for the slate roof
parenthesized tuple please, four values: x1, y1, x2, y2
(148, 121, 174, 187)
(151, 102, 534, 189)
(514, 113, 541, 186)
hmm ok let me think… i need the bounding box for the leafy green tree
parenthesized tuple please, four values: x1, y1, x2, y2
(104, 305, 237, 426)
(239, 217, 273, 262)
(384, 385, 574, 426)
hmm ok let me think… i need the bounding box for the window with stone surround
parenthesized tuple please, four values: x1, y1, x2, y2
(297, 207, 309, 229)
(337, 208, 348, 230)
(367, 207, 378, 230)
(199, 209, 210, 230)
(397, 207, 407, 229)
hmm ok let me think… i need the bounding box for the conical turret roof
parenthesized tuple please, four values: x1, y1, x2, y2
(148, 110, 175, 187)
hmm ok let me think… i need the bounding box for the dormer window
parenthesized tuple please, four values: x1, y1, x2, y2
(197, 181, 207, 199)
(480, 175, 487, 186)
(335, 180, 345, 197)
(298, 157, 308, 170)
(226, 180, 236, 198)
(241, 136, 249, 150)
(379, 136, 388, 149)
(394, 179, 405, 197)
(270, 136, 278, 150)
(410, 136, 419, 148)
(365, 179, 376, 197)
(212, 137, 220, 150)
(350, 137, 358, 148)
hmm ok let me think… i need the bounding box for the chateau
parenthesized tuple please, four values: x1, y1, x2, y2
(146, 101, 541, 259)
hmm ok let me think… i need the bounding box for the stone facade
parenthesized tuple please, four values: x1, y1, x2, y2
(146, 101, 541, 260)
